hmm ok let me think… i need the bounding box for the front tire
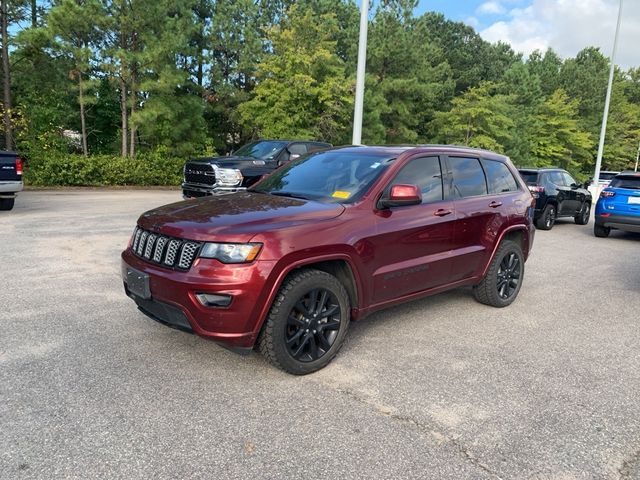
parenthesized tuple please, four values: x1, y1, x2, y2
(0, 198, 15, 211)
(535, 204, 556, 230)
(258, 269, 350, 375)
(574, 202, 590, 225)
(473, 240, 525, 308)
(594, 223, 610, 238)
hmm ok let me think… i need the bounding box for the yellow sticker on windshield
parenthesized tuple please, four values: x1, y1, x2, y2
(332, 190, 351, 199)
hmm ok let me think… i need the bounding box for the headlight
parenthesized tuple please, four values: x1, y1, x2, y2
(213, 166, 243, 186)
(199, 242, 262, 263)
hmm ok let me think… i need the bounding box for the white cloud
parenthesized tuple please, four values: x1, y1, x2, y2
(477, 1, 506, 15)
(480, 0, 640, 68)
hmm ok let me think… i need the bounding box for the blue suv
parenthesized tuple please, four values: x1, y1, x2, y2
(594, 172, 640, 237)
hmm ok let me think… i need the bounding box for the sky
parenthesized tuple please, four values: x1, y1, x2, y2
(410, 0, 639, 68)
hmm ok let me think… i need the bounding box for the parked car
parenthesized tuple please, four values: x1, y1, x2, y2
(594, 172, 640, 237)
(123, 145, 536, 374)
(518, 167, 592, 230)
(596, 170, 620, 188)
(182, 139, 332, 198)
(0, 151, 24, 211)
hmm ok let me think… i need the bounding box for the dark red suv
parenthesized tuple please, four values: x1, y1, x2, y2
(122, 146, 535, 374)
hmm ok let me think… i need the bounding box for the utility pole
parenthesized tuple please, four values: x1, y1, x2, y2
(352, 0, 368, 145)
(635, 141, 639, 172)
(593, 0, 624, 186)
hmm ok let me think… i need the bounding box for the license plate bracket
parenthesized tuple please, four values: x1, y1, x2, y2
(126, 267, 151, 300)
(628, 196, 640, 204)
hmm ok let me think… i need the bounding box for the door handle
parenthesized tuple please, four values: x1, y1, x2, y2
(488, 201, 503, 208)
(434, 209, 452, 217)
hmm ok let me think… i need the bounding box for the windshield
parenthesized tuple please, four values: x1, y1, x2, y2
(234, 141, 288, 160)
(250, 150, 396, 203)
(518, 171, 539, 185)
(609, 176, 640, 190)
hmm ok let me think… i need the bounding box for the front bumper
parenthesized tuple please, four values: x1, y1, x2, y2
(595, 214, 640, 233)
(0, 180, 23, 195)
(121, 248, 277, 351)
(181, 182, 246, 198)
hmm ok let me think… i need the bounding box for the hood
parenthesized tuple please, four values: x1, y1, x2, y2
(138, 192, 345, 242)
(190, 156, 270, 169)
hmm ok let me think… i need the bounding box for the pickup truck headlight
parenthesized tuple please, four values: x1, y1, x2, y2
(199, 242, 262, 263)
(213, 166, 243, 187)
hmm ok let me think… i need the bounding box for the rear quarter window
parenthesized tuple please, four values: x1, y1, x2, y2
(482, 159, 519, 194)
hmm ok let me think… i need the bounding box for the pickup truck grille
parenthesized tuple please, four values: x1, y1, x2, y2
(131, 227, 202, 270)
(184, 162, 215, 186)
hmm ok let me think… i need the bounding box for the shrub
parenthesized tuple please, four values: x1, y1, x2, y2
(24, 149, 187, 186)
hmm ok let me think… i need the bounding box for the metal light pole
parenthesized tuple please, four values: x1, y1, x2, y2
(593, 0, 624, 186)
(352, 0, 369, 145)
(635, 141, 640, 172)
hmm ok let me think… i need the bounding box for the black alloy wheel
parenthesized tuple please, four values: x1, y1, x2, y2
(258, 269, 350, 374)
(575, 202, 590, 225)
(496, 252, 521, 300)
(473, 240, 525, 308)
(285, 288, 342, 362)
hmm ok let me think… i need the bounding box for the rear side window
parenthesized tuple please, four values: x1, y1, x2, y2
(447, 157, 487, 198)
(548, 171, 565, 186)
(288, 144, 308, 155)
(482, 159, 519, 194)
(609, 176, 640, 189)
(392, 156, 443, 204)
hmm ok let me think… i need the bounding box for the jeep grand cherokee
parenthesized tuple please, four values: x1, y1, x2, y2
(122, 146, 536, 374)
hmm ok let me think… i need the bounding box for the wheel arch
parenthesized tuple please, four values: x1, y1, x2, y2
(252, 254, 362, 340)
(480, 226, 530, 278)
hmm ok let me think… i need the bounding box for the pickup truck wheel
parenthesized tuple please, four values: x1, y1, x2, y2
(258, 269, 350, 375)
(0, 198, 15, 211)
(473, 240, 524, 308)
(535, 204, 556, 230)
(574, 202, 590, 225)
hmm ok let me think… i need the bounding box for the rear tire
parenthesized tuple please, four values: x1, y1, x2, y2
(594, 223, 610, 238)
(574, 202, 590, 225)
(0, 198, 15, 211)
(258, 269, 350, 375)
(473, 240, 524, 308)
(535, 204, 556, 230)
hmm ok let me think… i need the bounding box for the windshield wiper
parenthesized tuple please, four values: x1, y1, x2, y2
(270, 191, 311, 200)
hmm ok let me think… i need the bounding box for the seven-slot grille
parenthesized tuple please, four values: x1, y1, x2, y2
(131, 226, 202, 270)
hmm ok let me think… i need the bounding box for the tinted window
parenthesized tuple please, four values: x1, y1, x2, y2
(483, 159, 519, 193)
(288, 144, 307, 155)
(251, 150, 395, 203)
(562, 172, 577, 186)
(548, 171, 565, 186)
(448, 157, 487, 198)
(600, 172, 619, 181)
(609, 176, 640, 189)
(519, 171, 539, 185)
(392, 156, 443, 204)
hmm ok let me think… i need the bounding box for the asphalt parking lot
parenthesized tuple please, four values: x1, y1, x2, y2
(1, 190, 640, 479)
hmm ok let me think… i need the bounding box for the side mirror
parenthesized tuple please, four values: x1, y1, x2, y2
(379, 184, 422, 209)
(583, 179, 592, 188)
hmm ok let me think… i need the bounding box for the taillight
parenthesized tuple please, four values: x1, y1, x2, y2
(528, 185, 544, 198)
(16, 158, 23, 176)
(600, 190, 615, 198)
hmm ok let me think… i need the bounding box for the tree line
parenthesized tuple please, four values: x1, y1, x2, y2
(1, 0, 639, 179)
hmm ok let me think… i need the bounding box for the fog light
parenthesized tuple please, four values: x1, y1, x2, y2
(196, 293, 232, 307)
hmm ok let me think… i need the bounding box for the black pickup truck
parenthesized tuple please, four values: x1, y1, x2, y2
(182, 139, 331, 198)
(0, 151, 23, 211)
